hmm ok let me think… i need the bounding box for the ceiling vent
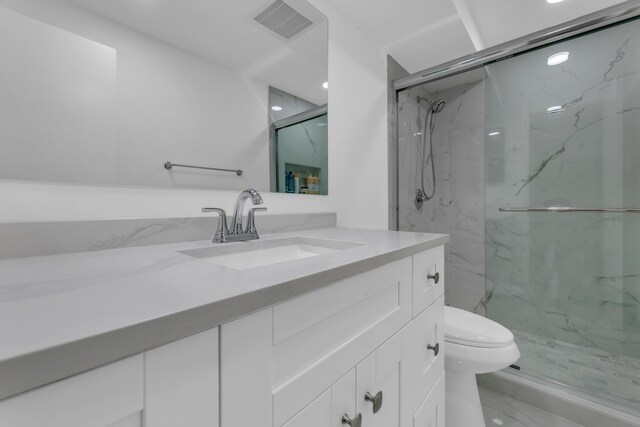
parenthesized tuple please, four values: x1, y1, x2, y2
(254, 0, 313, 40)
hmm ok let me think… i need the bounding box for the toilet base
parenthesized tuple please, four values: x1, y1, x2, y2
(446, 370, 486, 427)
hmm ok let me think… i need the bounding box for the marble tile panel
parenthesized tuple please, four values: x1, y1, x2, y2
(397, 80, 485, 311)
(0, 213, 337, 259)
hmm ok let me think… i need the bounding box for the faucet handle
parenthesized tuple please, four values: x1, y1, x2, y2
(246, 207, 267, 234)
(202, 208, 228, 243)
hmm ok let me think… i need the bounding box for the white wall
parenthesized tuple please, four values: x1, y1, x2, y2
(0, 0, 389, 229)
(0, 0, 271, 191)
(322, 0, 389, 229)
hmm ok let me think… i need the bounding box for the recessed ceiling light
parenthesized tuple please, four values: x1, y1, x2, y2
(491, 418, 504, 426)
(271, 106, 282, 111)
(322, 81, 328, 89)
(547, 105, 563, 113)
(488, 131, 501, 136)
(547, 0, 564, 3)
(548, 51, 570, 66)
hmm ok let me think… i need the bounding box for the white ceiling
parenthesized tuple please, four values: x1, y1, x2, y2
(61, 0, 630, 94)
(462, 0, 628, 49)
(63, 0, 329, 105)
(324, 0, 629, 74)
(325, 0, 476, 74)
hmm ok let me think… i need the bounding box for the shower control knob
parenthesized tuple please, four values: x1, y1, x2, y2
(427, 272, 440, 284)
(427, 342, 440, 356)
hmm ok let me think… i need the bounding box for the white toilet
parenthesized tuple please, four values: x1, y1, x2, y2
(444, 306, 520, 427)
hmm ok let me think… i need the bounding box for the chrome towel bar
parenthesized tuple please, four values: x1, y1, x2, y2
(499, 207, 640, 213)
(164, 161, 243, 176)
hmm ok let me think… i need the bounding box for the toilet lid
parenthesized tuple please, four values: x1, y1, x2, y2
(444, 306, 514, 348)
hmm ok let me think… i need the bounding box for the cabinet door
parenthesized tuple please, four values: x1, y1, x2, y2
(282, 369, 358, 427)
(144, 327, 219, 427)
(0, 355, 143, 427)
(412, 246, 445, 317)
(413, 373, 445, 427)
(401, 296, 445, 420)
(356, 332, 402, 427)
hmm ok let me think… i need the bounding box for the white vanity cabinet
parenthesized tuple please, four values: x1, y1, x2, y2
(0, 243, 445, 427)
(221, 245, 445, 427)
(0, 328, 220, 427)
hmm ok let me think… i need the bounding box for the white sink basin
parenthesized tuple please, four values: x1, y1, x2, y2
(180, 237, 363, 270)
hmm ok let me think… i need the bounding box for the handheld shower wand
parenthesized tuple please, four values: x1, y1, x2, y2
(415, 96, 445, 209)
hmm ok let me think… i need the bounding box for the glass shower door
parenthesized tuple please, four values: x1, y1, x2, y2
(484, 18, 640, 410)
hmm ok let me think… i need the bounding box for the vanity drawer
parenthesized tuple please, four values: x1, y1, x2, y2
(412, 246, 444, 316)
(401, 296, 444, 417)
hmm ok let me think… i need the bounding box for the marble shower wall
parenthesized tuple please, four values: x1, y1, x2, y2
(398, 81, 485, 313)
(484, 18, 640, 360)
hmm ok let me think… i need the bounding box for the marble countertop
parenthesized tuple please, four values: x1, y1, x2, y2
(0, 227, 447, 400)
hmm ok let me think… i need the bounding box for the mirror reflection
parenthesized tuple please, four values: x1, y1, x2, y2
(0, 0, 328, 194)
(269, 87, 328, 195)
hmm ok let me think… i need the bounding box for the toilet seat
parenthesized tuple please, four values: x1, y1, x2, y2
(444, 306, 514, 348)
(443, 306, 520, 375)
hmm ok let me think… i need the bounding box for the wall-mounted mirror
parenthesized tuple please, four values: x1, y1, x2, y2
(0, 0, 328, 194)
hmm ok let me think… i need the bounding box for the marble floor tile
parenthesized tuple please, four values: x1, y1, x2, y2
(480, 387, 585, 427)
(513, 330, 640, 410)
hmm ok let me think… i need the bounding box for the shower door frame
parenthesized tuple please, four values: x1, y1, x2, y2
(390, 1, 640, 231)
(392, 1, 640, 92)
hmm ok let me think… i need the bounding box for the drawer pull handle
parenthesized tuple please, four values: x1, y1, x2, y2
(427, 342, 440, 356)
(427, 272, 440, 284)
(364, 391, 383, 413)
(342, 413, 362, 427)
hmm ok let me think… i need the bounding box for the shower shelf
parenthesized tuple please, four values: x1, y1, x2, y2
(499, 207, 640, 213)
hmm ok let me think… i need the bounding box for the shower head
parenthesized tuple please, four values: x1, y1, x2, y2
(431, 99, 445, 113)
(417, 96, 445, 113)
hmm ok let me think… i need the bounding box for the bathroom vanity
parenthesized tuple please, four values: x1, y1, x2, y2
(0, 228, 447, 427)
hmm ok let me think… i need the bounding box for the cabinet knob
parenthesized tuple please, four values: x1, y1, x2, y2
(427, 272, 440, 284)
(342, 413, 362, 427)
(427, 342, 440, 356)
(364, 391, 383, 413)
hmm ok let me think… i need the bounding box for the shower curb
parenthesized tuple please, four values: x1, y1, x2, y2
(479, 369, 640, 427)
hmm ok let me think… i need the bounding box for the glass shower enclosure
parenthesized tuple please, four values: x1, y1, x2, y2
(393, 12, 640, 414)
(485, 18, 640, 410)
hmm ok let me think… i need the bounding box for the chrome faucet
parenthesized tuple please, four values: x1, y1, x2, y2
(202, 189, 267, 243)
